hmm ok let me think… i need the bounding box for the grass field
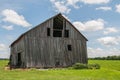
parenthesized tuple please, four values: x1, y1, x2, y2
(0, 60, 120, 80)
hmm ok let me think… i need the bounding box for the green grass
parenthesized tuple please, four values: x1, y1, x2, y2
(89, 60, 120, 71)
(0, 60, 120, 80)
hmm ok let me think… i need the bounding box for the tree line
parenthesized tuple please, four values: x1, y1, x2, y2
(89, 55, 120, 60)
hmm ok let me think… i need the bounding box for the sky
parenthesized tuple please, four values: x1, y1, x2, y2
(0, 0, 120, 58)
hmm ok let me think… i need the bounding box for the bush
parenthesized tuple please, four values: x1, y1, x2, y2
(72, 63, 87, 69)
(71, 63, 100, 70)
(87, 64, 100, 69)
(68, 67, 73, 70)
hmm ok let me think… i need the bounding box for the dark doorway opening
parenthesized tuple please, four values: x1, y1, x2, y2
(67, 45, 72, 51)
(55, 57, 60, 67)
(10, 55, 12, 63)
(55, 61, 60, 67)
(17, 53, 22, 67)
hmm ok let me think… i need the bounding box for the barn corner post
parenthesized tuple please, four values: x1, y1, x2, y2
(9, 45, 15, 69)
(10, 13, 88, 68)
(8, 45, 13, 69)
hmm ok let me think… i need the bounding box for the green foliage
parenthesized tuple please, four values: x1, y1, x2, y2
(72, 63, 100, 70)
(89, 60, 120, 71)
(67, 67, 73, 70)
(87, 64, 100, 69)
(72, 63, 87, 69)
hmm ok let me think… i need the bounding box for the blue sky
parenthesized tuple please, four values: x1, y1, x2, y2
(0, 0, 120, 58)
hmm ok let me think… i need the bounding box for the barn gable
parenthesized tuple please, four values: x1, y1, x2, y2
(11, 13, 87, 47)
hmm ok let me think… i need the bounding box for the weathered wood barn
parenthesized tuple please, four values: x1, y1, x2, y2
(10, 13, 88, 68)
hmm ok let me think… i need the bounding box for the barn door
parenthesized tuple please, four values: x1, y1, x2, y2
(17, 53, 22, 67)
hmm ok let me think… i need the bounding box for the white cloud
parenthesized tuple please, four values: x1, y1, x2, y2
(66, 0, 81, 9)
(2, 25, 14, 30)
(0, 53, 9, 59)
(96, 6, 112, 11)
(88, 47, 120, 58)
(50, 0, 71, 14)
(50, 0, 110, 14)
(73, 21, 85, 31)
(97, 36, 120, 46)
(104, 27, 118, 35)
(80, 0, 110, 4)
(0, 43, 9, 58)
(0, 43, 7, 51)
(73, 18, 104, 31)
(116, 4, 120, 13)
(50, 0, 83, 14)
(1, 9, 31, 28)
(88, 47, 104, 57)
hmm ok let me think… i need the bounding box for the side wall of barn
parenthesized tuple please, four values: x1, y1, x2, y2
(66, 21, 88, 64)
(10, 37, 26, 68)
(23, 16, 87, 68)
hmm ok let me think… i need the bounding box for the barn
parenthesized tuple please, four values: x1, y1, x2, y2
(10, 13, 88, 68)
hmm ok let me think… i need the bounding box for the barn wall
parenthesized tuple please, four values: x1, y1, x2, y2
(10, 37, 26, 67)
(24, 37, 87, 68)
(23, 16, 87, 68)
(10, 14, 87, 68)
(66, 21, 88, 63)
(24, 19, 53, 67)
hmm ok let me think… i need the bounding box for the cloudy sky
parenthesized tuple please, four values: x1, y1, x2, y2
(0, 0, 120, 58)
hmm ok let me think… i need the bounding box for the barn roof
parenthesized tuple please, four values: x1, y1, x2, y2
(10, 13, 88, 47)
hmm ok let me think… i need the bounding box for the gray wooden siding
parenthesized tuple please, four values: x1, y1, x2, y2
(23, 18, 87, 68)
(24, 37, 86, 67)
(10, 37, 25, 67)
(10, 14, 88, 68)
